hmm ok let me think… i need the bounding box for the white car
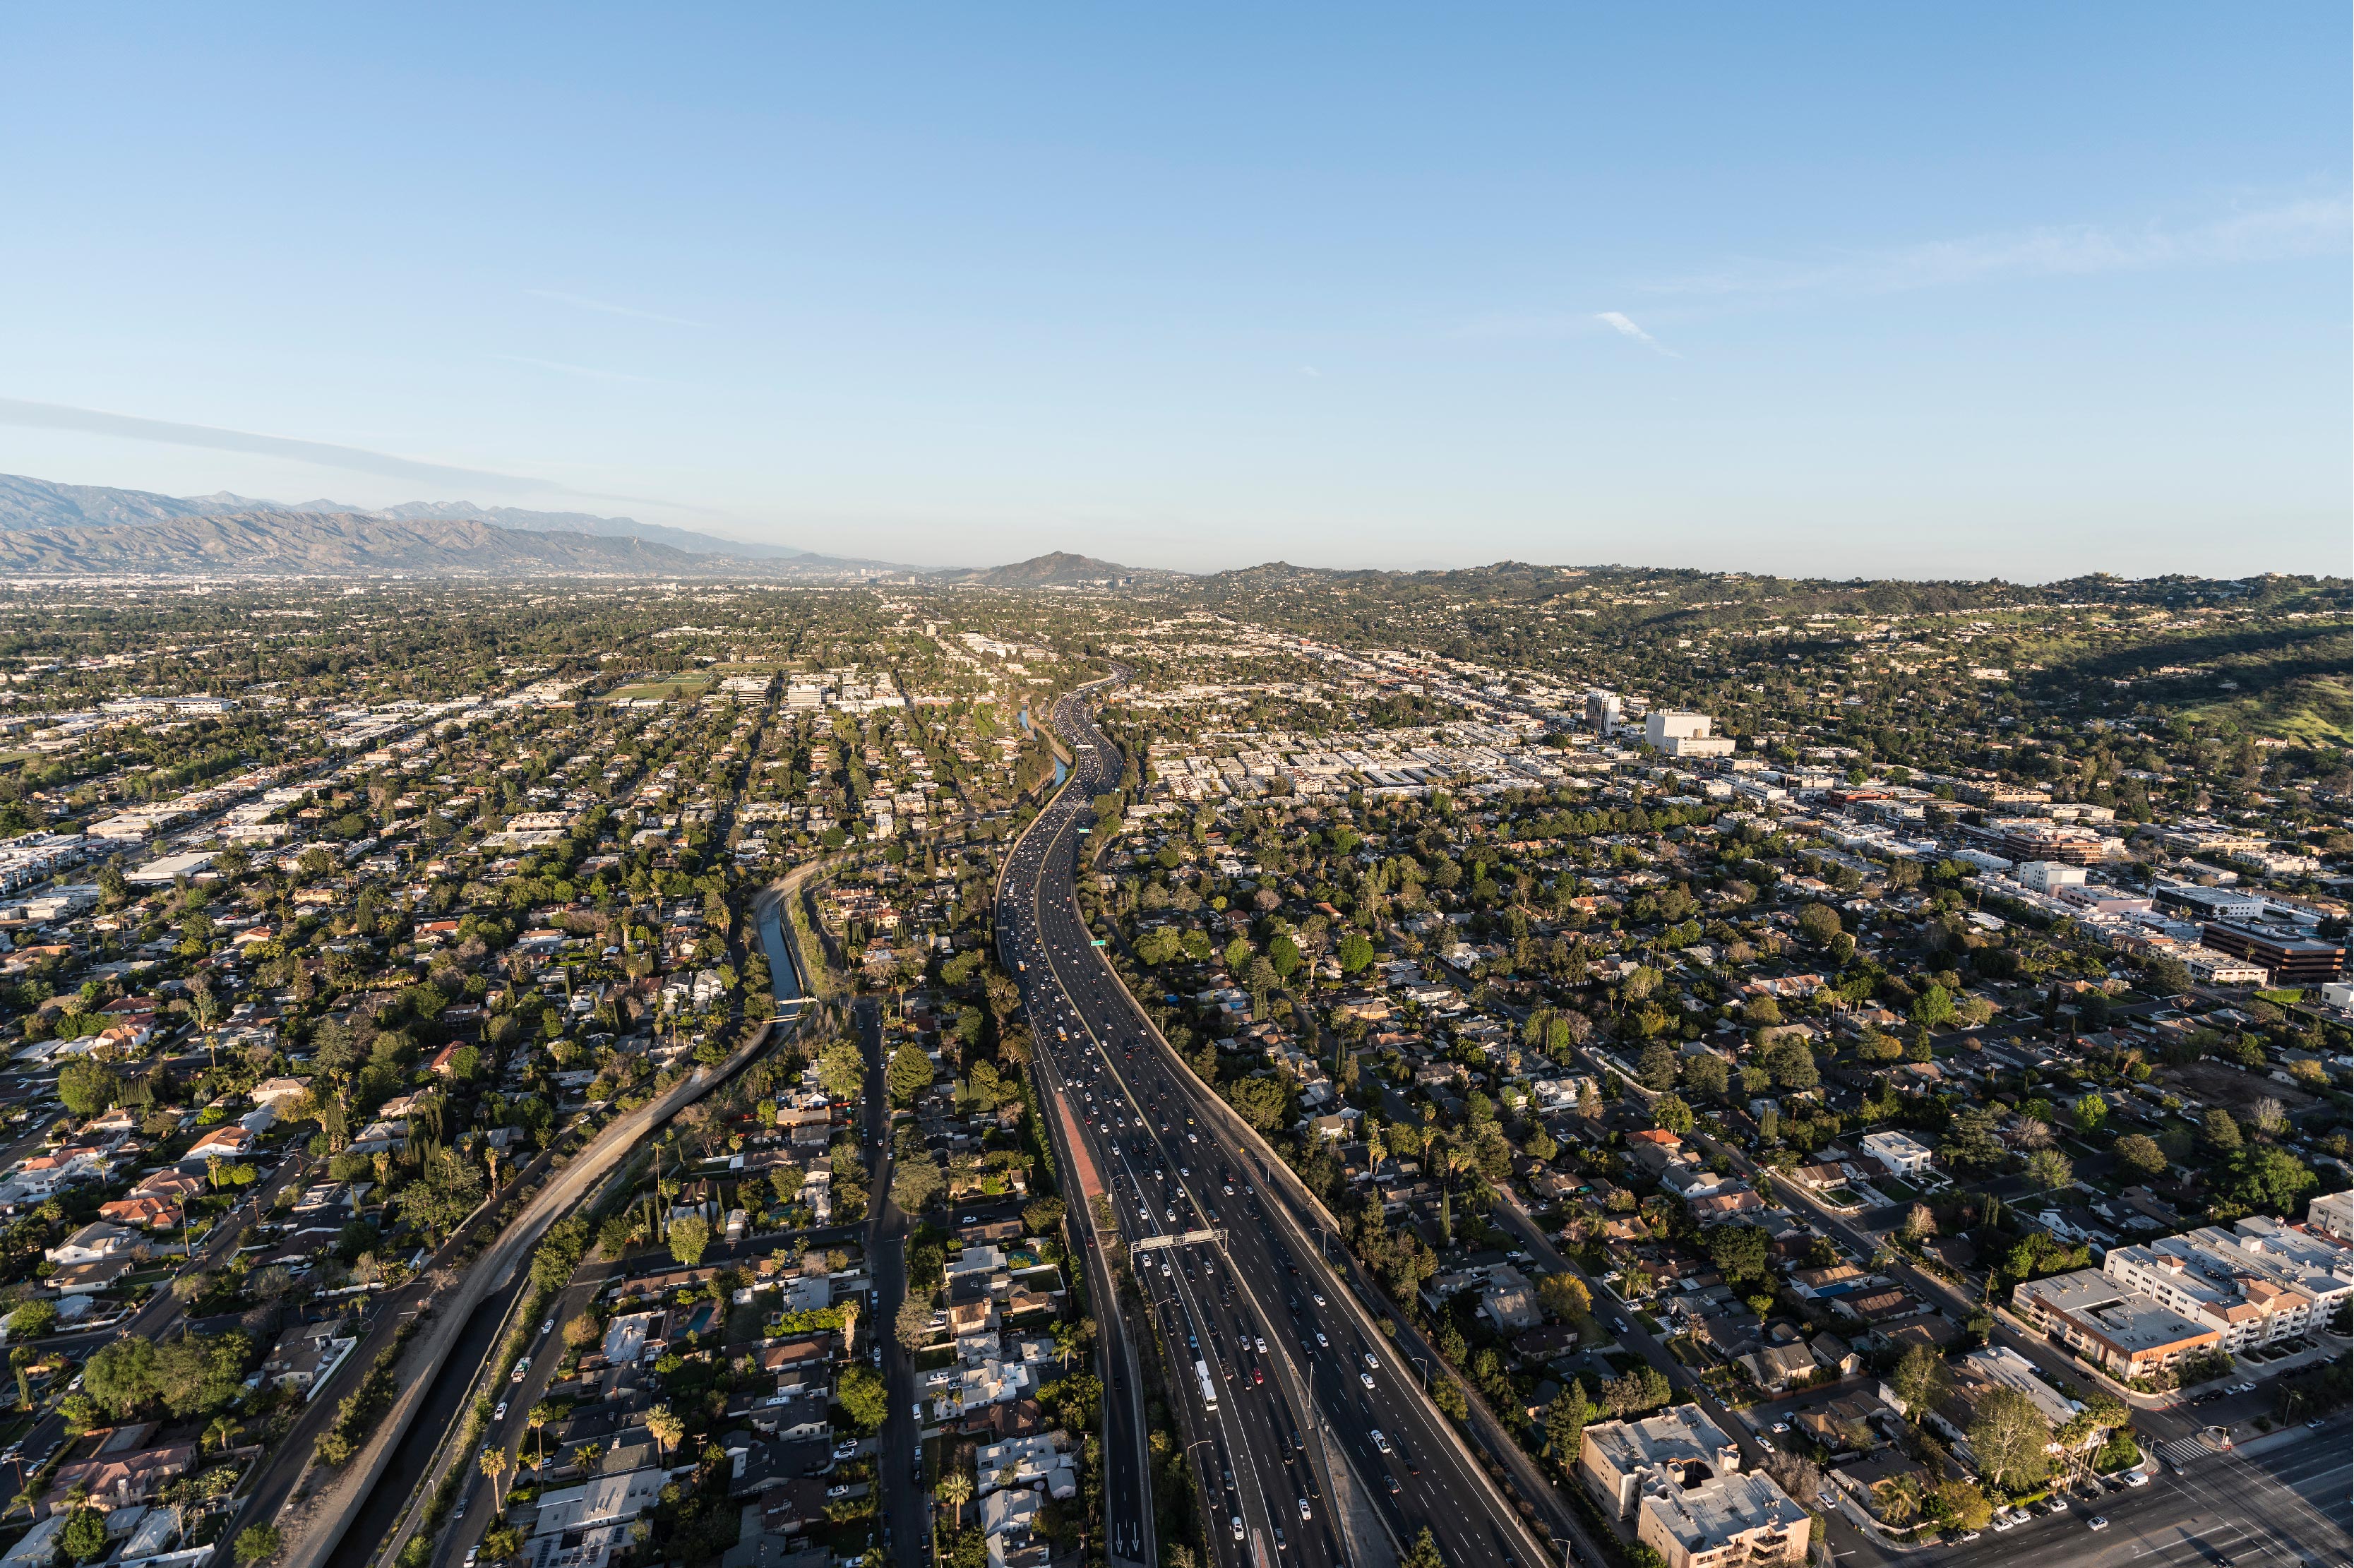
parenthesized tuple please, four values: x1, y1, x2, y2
(1231, 1517, 1245, 1542)
(1361, 1372, 1376, 1389)
(1370, 1430, 1390, 1454)
(2122, 1471, 2149, 1488)
(1255, 1337, 1267, 1353)
(2086, 1517, 2109, 1532)
(1298, 1498, 1312, 1522)
(1363, 1353, 1380, 1371)
(1315, 1332, 1329, 1349)
(1312, 1292, 1325, 1306)
(493, 1401, 508, 1421)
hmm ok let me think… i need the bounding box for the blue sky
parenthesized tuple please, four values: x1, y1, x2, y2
(1, 5, 2345, 576)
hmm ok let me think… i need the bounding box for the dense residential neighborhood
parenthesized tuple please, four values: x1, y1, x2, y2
(0, 568, 2333, 1568)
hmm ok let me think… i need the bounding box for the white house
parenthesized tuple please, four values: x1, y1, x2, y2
(1858, 1131, 1933, 1178)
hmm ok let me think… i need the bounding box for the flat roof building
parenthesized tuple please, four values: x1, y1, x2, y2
(2197, 921, 2347, 986)
(2103, 1219, 2354, 1352)
(1579, 1406, 1743, 1521)
(1858, 1131, 1934, 1178)
(2307, 1190, 2354, 1246)
(1644, 713, 1735, 759)
(1635, 1466, 1811, 1568)
(2012, 1269, 2218, 1377)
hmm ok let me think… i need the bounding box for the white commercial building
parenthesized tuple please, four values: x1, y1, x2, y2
(2015, 861, 2088, 894)
(1644, 712, 1735, 758)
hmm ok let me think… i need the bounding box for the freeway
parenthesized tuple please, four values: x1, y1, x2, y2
(998, 676, 1553, 1568)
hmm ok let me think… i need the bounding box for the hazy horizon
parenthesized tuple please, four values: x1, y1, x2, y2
(3, 6, 2346, 577)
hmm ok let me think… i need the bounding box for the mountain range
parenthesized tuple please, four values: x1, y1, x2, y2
(0, 474, 916, 577)
(0, 473, 1195, 582)
(0, 508, 793, 577)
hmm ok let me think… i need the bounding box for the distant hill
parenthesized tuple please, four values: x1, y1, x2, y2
(941, 551, 1187, 587)
(0, 509, 778, 578)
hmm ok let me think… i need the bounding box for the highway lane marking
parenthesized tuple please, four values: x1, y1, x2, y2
(1034, 978, 1291, 1567)
(1029, 696, 1533, 1568)
(1022, 700, 1352, 1567)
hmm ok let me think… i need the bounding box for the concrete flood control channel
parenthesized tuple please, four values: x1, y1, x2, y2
(323, 1272, 532, 1568)
(326, 871, 820, 1568)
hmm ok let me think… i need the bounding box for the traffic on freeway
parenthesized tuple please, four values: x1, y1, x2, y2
(997, 674, 1551, 1568)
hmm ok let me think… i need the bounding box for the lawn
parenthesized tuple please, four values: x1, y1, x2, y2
(609, 671, 715, 701)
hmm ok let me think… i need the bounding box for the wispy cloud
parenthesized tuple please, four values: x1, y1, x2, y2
(0, 395, 694, 510)
(1452, 310, 1679, 353)
(1595, 311, 1677, 357)
(525, 288, 705, 328)
(1644, 194, 2350, 299)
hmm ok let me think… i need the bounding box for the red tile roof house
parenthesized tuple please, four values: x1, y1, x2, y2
(131, 1169, 207, 1202)
(40, 1444, 196, 1516)
(97, 1195, 182, 1231)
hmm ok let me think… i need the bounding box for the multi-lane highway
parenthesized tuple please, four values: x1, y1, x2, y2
(998, 676, 1551, 1568)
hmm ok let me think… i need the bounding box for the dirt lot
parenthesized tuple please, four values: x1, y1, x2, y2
(2155, 1058, 2322, 1121)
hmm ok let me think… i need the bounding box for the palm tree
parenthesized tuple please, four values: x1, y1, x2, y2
(932, 1469, 973, 1562)
(526, 1403, 556, 1473)
(1435, 1139, 1474, 1247)
(477, 1445, 510, 1509)
(204, 1415, 242, 1455)
(644, 1406, 684, 1466)
(1051, 1317, 1095, 1372)
(8, 1349, 32, 1413)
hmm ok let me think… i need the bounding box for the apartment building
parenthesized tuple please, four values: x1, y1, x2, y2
(2012, 1269, 2220, 1377)
(1580, 1406, 1808, 1568)
(1635, 1468, 1811, 1568)
(2101, 1220, 2353, 1352)
(2308, 1190, 2354, 1246)
(1985, 819, 2108, 866)
(1579, 1406, 1745, 1520)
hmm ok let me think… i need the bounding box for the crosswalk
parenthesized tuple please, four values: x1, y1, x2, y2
(2155, 1435, 2223, 1470)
